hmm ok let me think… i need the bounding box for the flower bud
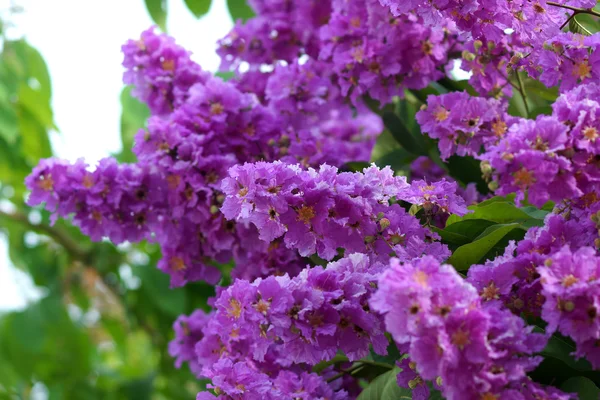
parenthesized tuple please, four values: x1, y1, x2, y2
(379, 218, 391, 231)
(462, 50, 476, 61)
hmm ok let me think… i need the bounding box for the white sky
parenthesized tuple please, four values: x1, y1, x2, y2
(0, 0, 233, 310)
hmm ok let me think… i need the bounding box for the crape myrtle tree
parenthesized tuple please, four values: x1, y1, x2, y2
(16, 0, 600, 398)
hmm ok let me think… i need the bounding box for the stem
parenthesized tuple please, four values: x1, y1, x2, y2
(326, 364, 365, 383)
(0, 209, 89, 261)
(325, 360, 394, 383)
(547, 1, 600, 18)
(515, 71, 530, 117)
(560, 12, 576, 30)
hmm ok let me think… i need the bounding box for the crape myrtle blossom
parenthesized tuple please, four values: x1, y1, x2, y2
(370, 256, 565, 400)
(318, 0, 461, 105)
(525, 32, 600, 93)
(122, 27, 211, 116)
(218, 0, 461, 105)
(188, 254, 384, 398)
(539, 246, 600, 369)
(378, 0, 597, 97)
(410, 156, 480, 206)
(468, 210, 598, 318)
(27, 29, 384, 287)
(417, 83, 600, 208)
(195, 361, 350, 400)
(415, 91, 514, 161)
(483, 83, 600, 207)
(217, 0, 332, 69)
(221, 161, 459, 262)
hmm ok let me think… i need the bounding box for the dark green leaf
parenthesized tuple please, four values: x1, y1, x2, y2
(145, 0, 168, 31)
(447, 223, 523, 270)
(183, 0, 212, 17)
(374, 148, 416, 171)
(561, 377, 600, 399)
(432, 219, 497, 246)
(227, 0, 256, 22)
(542, 334, 593, 372)
(445, 155, 488, 194)
(382, 112, 425, 156)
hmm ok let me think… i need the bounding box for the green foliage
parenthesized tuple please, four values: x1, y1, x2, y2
(356, 367, 411, 400)
(561, 377, 600, 399)
(0, 27, 211, 400)
(447, 223, 524, 270)
(184, 0, 212, 18)
(227, 0, 256, 22)
(117, 86, 150, 163)
(439, 197, 548, 270)
(145, 0, 168, 31)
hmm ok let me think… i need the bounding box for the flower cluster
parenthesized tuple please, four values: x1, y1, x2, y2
(189, 254, 385, 398)
(221, 161, 452, 262)
(379, 0, 598, 97)
(468, 211, 598, 317)
(122, 27, 210, 116)
(483, 82, 600, 206)
(219, 0, 460, 105)
(370, 256, 556, 399)
(318, 0, 460, 104)
(539, 246, 600, 369)
(416, 92, 512, 160)
(196, 359, 350, 400)
(28, 28, 383, 287)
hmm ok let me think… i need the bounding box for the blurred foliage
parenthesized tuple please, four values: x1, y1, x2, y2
(0, 12, 214, 400)
(143, 0, 255, 31)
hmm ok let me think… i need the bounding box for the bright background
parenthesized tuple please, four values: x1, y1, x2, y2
(0, 0, 233, 310)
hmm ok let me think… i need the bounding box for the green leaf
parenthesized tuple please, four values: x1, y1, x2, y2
(135, 265, 187, 317)
(183, 0, 212, 18)
(374, 148, 416, 172)
(569, 15, 592, 36)
(445, 155, 488, 194)
(382, 112, 425, 156)
(446, 201, 534, 226)
(216, 71, 236, 81)
(227, 0, 256, 22)
(447, 223, 523, 270)
(118, 86, 150, 163)
(145, 0, 168, 31)
(432, 219, 497, 246)
(0, 103, 17, 143)
(357, 368, 411, 400)
(542, 334, 593, 372)
(561, 377, 600, 399)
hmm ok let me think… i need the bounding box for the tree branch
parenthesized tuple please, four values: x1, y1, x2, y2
(547, 1, 600, 18)
(0, 209, 89, 260)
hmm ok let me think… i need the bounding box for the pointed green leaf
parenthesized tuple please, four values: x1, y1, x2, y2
(357, 368, 411, 400)
(561, 377, 600, 399)
(227, 0, 256, 22)
(145, 0, 168, 31)
(183, 0, 212, 18)
(447, 223, 523, 270)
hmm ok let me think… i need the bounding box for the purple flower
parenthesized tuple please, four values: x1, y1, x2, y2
(371, 256, 548, 399)
(168, 310, 211, 376)
(221, 162, 450, 263)
(539, 246, 600, 368)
